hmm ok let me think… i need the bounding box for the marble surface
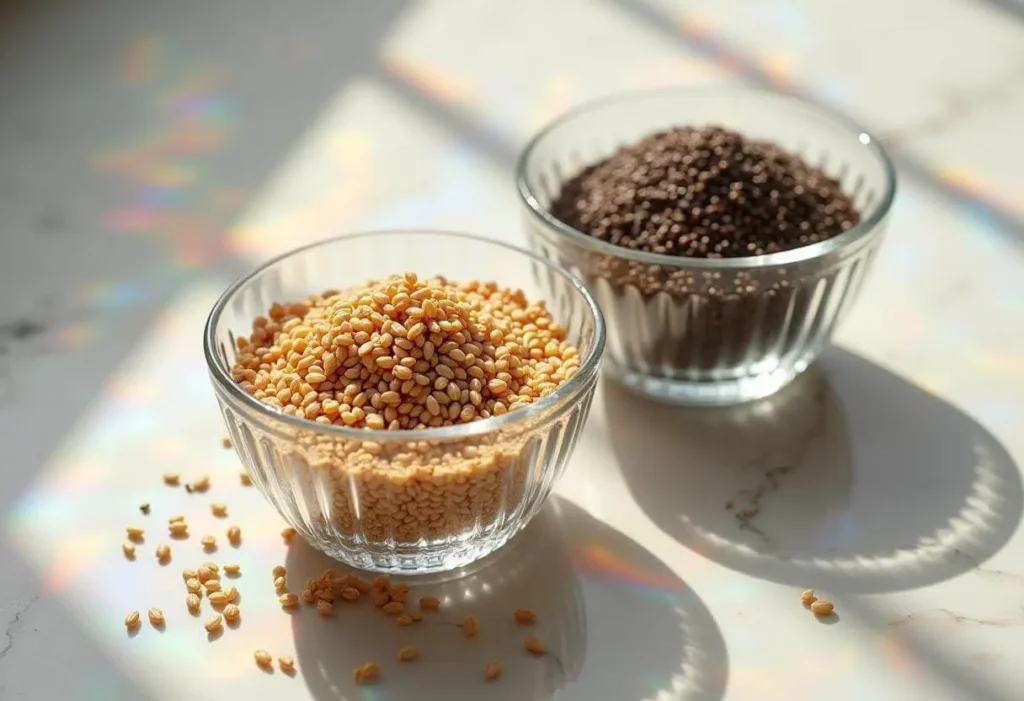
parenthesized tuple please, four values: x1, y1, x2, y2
(1, 0, 1023, 699)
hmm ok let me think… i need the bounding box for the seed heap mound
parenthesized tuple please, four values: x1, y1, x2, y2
(550, 125, 860, 258)
(228, 273, 583, 542)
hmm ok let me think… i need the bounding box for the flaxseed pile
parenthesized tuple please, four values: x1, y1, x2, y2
(227, 273, 582, 542)
(550, 125, 860, 257)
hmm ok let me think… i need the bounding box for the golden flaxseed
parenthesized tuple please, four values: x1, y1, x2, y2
(186, 593, 201, 614)
(125, 611, 140, 629)
(514, 608, 537, 623)
(272, 565, 286, 579)
(224, 586, 238, 603)
(811, 599, 835, 616)
(396, 614, 414, 626)
(382, 601, 404, 615)
(227, 525, 241, 544)
(397, 646, 418, 662)
(240, 471, 252, 486)
(281, 527, 297, 544)
(197, 565, 216, 582)
(317, 600, 333, 616)
(201, 535, 217, 552)
(524, 635, 546, 655)
(208, 592, 228, 607)
(204, 615, 223, 633)
(254, 649, 272, 667)
(372, 591, 390, 608)
(341, 587, 360, 602)
(279, 593, 299, 608)
(182, 568, 198, 581)
(222, 436, 232, 449)
(800, 589, 817, 605)
(148, 608, 165, 626)
(223, 563, 241, 576)
(163, 473, 180, 486)
(126, 527, 145, 541)
(169, 522, 188, 537)
(274, 576, 287, 594)
(122, 542, 136, 558)
(223, 603, 240, 621)
(192, 475, 210, 492)
(156, 544, 171, 563)
(204, 580, 222, 593)
(278, 656, 295, 672)
(463, 615, 478, 637)
(354, 662, 380, 684)
(419, 595, 440, 611)
(211, 503, 228, 518)
(485, 661, 501, 681)
(186, 578, 202, 594)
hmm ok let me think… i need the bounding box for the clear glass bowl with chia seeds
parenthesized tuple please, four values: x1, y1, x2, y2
(517, 88, 896, 405)
(204, 230, 605, 574)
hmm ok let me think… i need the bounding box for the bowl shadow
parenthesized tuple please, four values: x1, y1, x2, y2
(289, 497, 727, 700)
(605, 346, 1022, 594)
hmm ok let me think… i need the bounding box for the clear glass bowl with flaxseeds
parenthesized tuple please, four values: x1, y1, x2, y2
(517, 88, 896, 405)
(204, 230, 605, 574)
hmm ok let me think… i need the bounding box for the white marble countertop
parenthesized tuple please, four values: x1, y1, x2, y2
(2, 1, 1023, 699)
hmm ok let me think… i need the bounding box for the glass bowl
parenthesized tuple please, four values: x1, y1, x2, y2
(203, 230, 605, 574)
(517, 88, 896, 405)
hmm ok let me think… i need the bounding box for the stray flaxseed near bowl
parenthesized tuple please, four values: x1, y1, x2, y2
(517, 87, 896, 406)
(204, 230, 605, 574)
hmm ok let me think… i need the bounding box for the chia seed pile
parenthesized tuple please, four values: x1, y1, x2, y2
(547, 125, 865, 377)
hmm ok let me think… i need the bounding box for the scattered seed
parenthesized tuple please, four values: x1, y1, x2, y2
(464, 615, 478, 637)
(341, 587, 360, 602)
(353, 577, 371, 593)
(800, 589, 817, 605)
(163, 473, 180, 486)
(397, 646, 419, 662)
(182, 568, 198, 581)
(139, 502, 150, 515)
(148, 608, 164, 626)
(371, 575, 390, 590)
(185, 483, 193, 494)
(204, 615, 223, 633)
(227, 525, 242, 544)
(224, 586, 238, 603)
(223, 603, 240, 622)
(186, 578, 202, 594)
(811, 599, 835, 616)
(317, 600, 333, 616)
(389, 588, 408, 604)
(239, 471, 252, 486)
(274, 577, 287, 594)
(354, 662, 380, 684)
(204, 580, 222, 593)
(281, 527, 297, 544)
(211, 503, 228, 518)
(125, 611, 141, 630)
(223, 563, 241, 576)
(155, 544, 171, 563)
(279, 593, 299, 608)
(208, 592, 228, 607)
(272, 566, 286, 579)
(396, 614, 414, 626)
(254, 649, 272, 668)
(169, 523, 188, 539)
(197, 565, 216, 582)
(372, 591, 390, 607)
(485, 661, 501, 682)
(186, 593, 201, 614)
(122, 542, 136, 558)
(201, 535, 217, 552)
(126, 527, 145, 541)
(409, 610, 423, 622)
(192, 475, 210, 492)
(514, 608, 537, 624)
(278, 656, 295, 672)
(168, 515, 186, 524)
(382, 601, 404, 615)
(524, 635, 546, 655)
(419, 596, 440, 611)
(203, 561, 220, 574)
(222, 436, 232, 449)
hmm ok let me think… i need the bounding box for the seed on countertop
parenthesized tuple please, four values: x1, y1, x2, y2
(182, 568, 198, 581)
(301, 590, 316, 604)
(156, 544, 171, 563)
(396, 614, 414, 626)
(397, 646, 418, 662)
(281, 527, 297, 544)
(272, 566, 286, 579)
(224, 586, 238, 603)
(223, 603, 240, 622)
(353, 577, 371, 593)
(341, 587, 360, 602)
(800, 589, 817, 605)
(811, 599, 835, 616)
(463, 615, 478, 637)
(354, 662, 380, 684)
(168, 515, 185, 524)
(203, 561, 220, 573)
(409, 610, 422, 622)
(169, 522, 188, 537)
(126, 527, 145, 541)
(240, 471, 252, 486)
(278, 656, 295, 672)
(125, 611, 141, 630)
(223, 563, 240, 576)
(514, 608, 537, 623)
(222, 436, 232, 449)
(317, 600, 333, 616)
(139, 502, 150, 515)
(485, 661, 501, 681)
(163, 473, 180, 486)
(274, 576, 287, 594)
(254, 649, 272, 668)
(382, 601, 404, 615)
(186, 578, 202, 594)
(524, 635, 546, 655)
(372, 591, 390, 608)
(204, 580, 222, 593)
(122, 542, 136, 558)
(192, 475, 210, 492)
(186, 593, 201, 614)
(204, 615, 223, 633)
(211, 503, 228, 518)
(227, 525, 242, 544)
(201, 535, 217, 552)
(419, 596, 440, 611)
(197, 565, 217, 582)
(208, 592, 228, 607)
(148, 608, 164, 626)
(279, 593, 299, 608)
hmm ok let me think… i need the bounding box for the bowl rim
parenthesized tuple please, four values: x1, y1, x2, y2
(203, 229, 606, 442)
(515, 86, 898, 270)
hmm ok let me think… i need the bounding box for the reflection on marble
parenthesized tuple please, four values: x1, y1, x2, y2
(608, 348, 1022, 593)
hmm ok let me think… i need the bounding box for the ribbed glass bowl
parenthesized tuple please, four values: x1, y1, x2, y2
(203, 230, 605, 574)
(517, 88, 896, 405)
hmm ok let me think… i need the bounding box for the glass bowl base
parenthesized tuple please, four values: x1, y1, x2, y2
(607, 361, 810, 407)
